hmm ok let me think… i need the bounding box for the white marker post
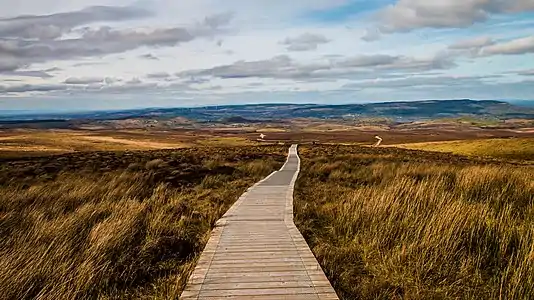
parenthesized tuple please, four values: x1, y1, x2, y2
(374, 135, 383, 147)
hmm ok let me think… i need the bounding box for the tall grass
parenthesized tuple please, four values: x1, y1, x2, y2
(0, 146, 285, 299)
(397, 138, 534, 162)
(295, 146, 534, 299)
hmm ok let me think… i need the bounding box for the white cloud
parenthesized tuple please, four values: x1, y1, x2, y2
(480, 35, 534, 55)
(1, 0, 534, 105)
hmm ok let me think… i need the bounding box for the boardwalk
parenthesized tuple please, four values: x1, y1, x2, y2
(181, 145, 338, 299)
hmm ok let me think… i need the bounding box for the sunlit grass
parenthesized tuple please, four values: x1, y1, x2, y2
(0, 146, 286, 299)
(295, 145, 534, 299)
(396, 138, 534, 161)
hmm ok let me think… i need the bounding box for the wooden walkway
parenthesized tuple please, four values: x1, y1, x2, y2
(181, 145, 338, 299)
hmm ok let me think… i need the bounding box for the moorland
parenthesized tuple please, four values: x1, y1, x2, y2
(0, 146, 286, 299)
(1, 99, 533, 299)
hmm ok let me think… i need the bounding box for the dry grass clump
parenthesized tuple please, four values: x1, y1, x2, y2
(295, 145, 534, 300)
(397, 138, 534, 162)
(0, 146, 286, 300)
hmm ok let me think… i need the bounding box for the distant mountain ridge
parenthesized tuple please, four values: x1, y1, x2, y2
(1, 100, 533, 124)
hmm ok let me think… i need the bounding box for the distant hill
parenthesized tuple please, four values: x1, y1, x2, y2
(220, 116, 261, 124)
(1, 100, 533, 127)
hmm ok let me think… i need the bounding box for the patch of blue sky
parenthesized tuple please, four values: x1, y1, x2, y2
(302, 0, 393, 23)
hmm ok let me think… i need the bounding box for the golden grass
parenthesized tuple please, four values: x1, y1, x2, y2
(0, 146, 286, 299)
(0, 130, 187, 156)
(0, 130, 263, 158)
(295, 145, 534, 299)
(396, 138, 534, 161)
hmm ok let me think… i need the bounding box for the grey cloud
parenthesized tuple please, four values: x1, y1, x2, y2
(449, 36, 495, 49)
(72, 61, 108, 67)
(380, 0, 534, 32)
(281, 33, 330, 51)
(1, 70, 53, 78)
(1, 73, 195, 96)
(104, 77, 121, 84)
(380, 53, 456, 71)
(0, 6, 151, 40)
(337, 55, 398, 68)
(184, 76, 212, 84)
(361, 28, 382, 42)
(0, 83, 67, 93)
(140, 53, 159, 60)
(518, 69, 534, 76)
(191, 12, 234, 37)
(201, 12, 234, 29)
(179, 53, 455, 81)
(0, 57, 21, 72)
(343, 76, 490, 90)
(480, 35, 534, 55)
(102, 82, 158, 93)
(0, 11, 232, 72)
(181, 55, 299, 79)
(147, 72, 171, 79)
(1, 27, 193, 69)
(65, 77, 104, 84)
(44, 67, 61, 72)
(126, 78, 142, 85)
(67, 77, 161, 94)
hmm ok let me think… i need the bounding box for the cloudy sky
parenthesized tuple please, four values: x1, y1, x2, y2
(1, 0, 534, 112)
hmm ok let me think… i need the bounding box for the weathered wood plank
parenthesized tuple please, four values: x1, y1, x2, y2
(180, 145, 338, 299)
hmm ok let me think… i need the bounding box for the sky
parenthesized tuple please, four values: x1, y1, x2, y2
(1, 0, 534, 112)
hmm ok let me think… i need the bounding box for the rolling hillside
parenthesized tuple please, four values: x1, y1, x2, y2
(1, 100, 533, 126)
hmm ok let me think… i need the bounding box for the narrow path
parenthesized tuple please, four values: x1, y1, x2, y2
(181, 145, 338, 299)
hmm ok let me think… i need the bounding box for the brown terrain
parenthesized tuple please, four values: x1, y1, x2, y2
(0, 145, 287, 299)
(1, 116, 533, 158)
(1, 117, 533, 299)
(295, 145, 534, 299)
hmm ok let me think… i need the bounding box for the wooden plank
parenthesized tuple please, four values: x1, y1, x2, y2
(180, 145, 338, 300)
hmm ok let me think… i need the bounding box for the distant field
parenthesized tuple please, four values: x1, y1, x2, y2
(0, 129, 261, 158)
(0, 146, 287, 299)
(0, 130, 185, 156)
(396, 138, 534, 161)
(295, 145, 534, 299)
(2, 129, 534, 299)
(2, 121, 534, 158)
